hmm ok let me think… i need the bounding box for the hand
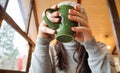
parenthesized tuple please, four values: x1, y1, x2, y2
(38, 5, 60, 39)
(68, 5, 93, 42)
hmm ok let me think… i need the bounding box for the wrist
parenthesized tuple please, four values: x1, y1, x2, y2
(37, 34, 53, 45)
(84, 31, 93, 42)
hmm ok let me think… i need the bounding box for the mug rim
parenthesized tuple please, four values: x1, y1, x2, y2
(56, 34, 74, 43)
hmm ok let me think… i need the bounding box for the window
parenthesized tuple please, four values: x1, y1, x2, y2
(0, 0, 36, 73)
(0, 20, 29, 71)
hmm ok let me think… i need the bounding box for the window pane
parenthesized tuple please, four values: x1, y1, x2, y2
(0, 20, 29, 72)
(0, 0, 8, 9)
(6, 0, 25, 31)
(5, 0, 32, 32)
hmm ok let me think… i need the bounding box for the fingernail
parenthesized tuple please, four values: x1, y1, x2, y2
(68, 15, 72, 19)
(71, 27, 75, 31)
(69, 9, 73, 14)
(52, 30, 56, 34)
(56, 12, 59, 16)
(55, 5, 58, 9)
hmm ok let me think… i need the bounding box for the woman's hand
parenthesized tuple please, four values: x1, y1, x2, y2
(39, 4, 93, 42)
(68, 5, 93, 42)
(38, 5, 60, 39)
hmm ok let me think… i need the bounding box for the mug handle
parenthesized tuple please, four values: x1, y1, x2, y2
(42, 8, 59, 30)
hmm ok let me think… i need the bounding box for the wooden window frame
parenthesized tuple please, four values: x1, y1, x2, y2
(107, 0, 120, 58)
(0, 0, 8, 27)
(17, 0, 34, 34)
(0, 0, 35, 73)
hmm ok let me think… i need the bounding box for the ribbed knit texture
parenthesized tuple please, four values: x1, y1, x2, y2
(29, 37, 117, 73)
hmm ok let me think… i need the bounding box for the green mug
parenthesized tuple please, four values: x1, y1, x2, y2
(42, 5, 78, 43)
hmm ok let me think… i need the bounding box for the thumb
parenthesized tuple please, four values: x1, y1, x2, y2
(71, 27, 87, 32)
(51, 5, 58, 9)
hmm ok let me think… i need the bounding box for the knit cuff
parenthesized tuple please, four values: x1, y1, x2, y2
(34, 35, 52, 54)
(83, 37, 103, 58)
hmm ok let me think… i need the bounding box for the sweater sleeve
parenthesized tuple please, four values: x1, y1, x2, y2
(29, 35, 53, 73)
(83, 38, 117, 73)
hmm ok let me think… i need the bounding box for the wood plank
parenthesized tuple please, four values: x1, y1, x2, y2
(0, 6, 35, 47)
(0, 5, 3, 27)
(0, 69, 26, 73)
(107, 0, 120, 58)
(0, 0, 9, 27)
(33, 0, 39, 33)
(77, 0, 82, 4)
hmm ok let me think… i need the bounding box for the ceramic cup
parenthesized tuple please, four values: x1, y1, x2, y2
(42, 5, 78, 43)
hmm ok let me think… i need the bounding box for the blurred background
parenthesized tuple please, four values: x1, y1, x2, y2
(0, 0, 120, 73)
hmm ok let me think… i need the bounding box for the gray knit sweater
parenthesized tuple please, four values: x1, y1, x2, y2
(29, 36, 117, 73)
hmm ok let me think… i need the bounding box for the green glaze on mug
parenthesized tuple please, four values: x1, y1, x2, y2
(43, 5, 78, 43)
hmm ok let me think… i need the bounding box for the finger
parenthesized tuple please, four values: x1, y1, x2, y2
(48, 12, 60, 22)
(40, 21, 47, 26)
(40, 22, 56, 34)
(47, 11, 60, 23)
(40, 26, 56, 34)
(69, 9, 84, 19)
(71, 26, 88, 32)
(68, 15, 88, 27)
(74, 5, 81, 13)
(49, 17, 60, 23)
(51, 5, 58, 9)
(51, 11, 59, 17)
